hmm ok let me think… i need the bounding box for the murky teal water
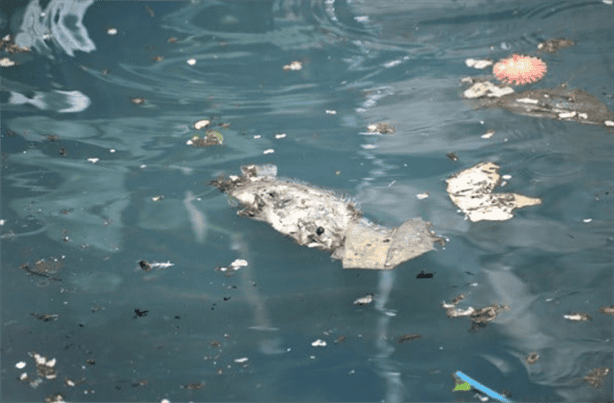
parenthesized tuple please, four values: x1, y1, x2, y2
(2, 1, 612, 402)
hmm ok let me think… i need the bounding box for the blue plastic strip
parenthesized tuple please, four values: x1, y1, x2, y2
(455, 371, 512, 403)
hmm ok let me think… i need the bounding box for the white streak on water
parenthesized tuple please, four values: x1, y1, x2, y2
(183, 191, 207, 243)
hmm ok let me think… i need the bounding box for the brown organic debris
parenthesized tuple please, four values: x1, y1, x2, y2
(584, 367, 610, 388)
(537, 38, 575, 53)
(526, 352, 539, 364)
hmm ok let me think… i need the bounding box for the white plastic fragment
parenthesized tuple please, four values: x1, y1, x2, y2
(465, 58, 493, 69)
(107, 28, 117, 35)
(311, 339, 327, 347)
(353, 294, 374, 305)
(16, 361, 26, 369)
(187, 58, 197, 65)
(516, 97, 539, 104)
(583, 218, 592, 223)
(263, 149, 274, 154)
(234, 357, 249, 363)
(604, 120, 614, 126)
(193, 119, 210, 130)
(274, 133, 286, 139)
(416, 193, 429, 200)
(326, 110, 337, 114)
(446, 162, 541, 222)
(87, 158, 99, 164)
(481, 130, 495, 139)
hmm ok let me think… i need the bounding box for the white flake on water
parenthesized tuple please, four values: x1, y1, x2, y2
(311, 339, 327, 347)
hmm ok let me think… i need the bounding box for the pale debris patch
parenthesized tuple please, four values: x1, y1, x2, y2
(353, 293, 374, 305)
(416, 193, 429, 200)
(186, 58, 196, 66)
(465, 58, 493, 69)
(481, 129, 495, 139)
(234, 357, 249, 363)
(107, 28, 117, 35)
(193, 119, 211, 130)
(463, 81, 514, 99)
(16, 361, 26, 369)
(446, 162, 541, 222)
(0, 57, 16, 67)
(230, 259, 248, 270)
(87, 158, 99, 164)
(311, 339, 327, 347)
(283, 61, 302, 71)
(150, 261, 174, 269)
(263, 149, 274, 154)
(564, 313, 591, 321)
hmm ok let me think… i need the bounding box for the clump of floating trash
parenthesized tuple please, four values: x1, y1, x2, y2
(211, 165, 444, 270)
(446, 162, 542, 222)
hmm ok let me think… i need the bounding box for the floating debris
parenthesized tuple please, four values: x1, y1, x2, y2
(1, 34, 30, 54)
(139, 260, 152, 271)
(416, 192, 429, 200)
(446, 152, 458, 161)
(211, 165, 443, 270)
(463, 80, 515, 99)
(481, 129, 495, 139)
(16, 361, 26, 369)
(537, 38, 575, 53)
(353, 293, 374, 305)
(466, 86, 614, 127)
(86, 158, 99, 164)
(234, 357, 249, 363)
(193, 119, 211, 130)
(282, 61, 302, 71)
(0, 57, 16, 67)
(446, 162, 542, 222)
(599, 305, 614, 315)
(526, 352, 540, 364)
(31, 313, 59, 322)
(187, 58, 197, 66)
(493, 54, 547, 86)
(465, 58, 493, 69)
(584, 367, 610, 388)
(398, 334, 421, 343)
(107, 28, 117, 35)
(130, 97, 145, 105)
(367, 122, 396, 134)
(182, 382, 205, 390)
(563, 312, 592, 321)
(443, 297, 508, 328)
(311, 339, 327, 347)
(454, 371, 511, 403)
(187, 131, 223, 147)
(151, 195, 164, 202)
(416, 270, 433, 279)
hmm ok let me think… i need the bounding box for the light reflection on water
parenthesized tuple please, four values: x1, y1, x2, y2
(1, 0, 612, 402)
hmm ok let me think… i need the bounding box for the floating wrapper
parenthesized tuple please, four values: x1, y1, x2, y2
(446, 162, 541, 222)
(211, 165, 443, 270)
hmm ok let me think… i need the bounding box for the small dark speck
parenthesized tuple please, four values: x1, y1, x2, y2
(417, 270, 433, 279)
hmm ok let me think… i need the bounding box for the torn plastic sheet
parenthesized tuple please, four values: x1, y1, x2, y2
(446, 162, 541, 222)
(211, 165, 443, 270)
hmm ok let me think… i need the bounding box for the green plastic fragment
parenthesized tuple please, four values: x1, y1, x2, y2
(454, 382, 471, 391)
